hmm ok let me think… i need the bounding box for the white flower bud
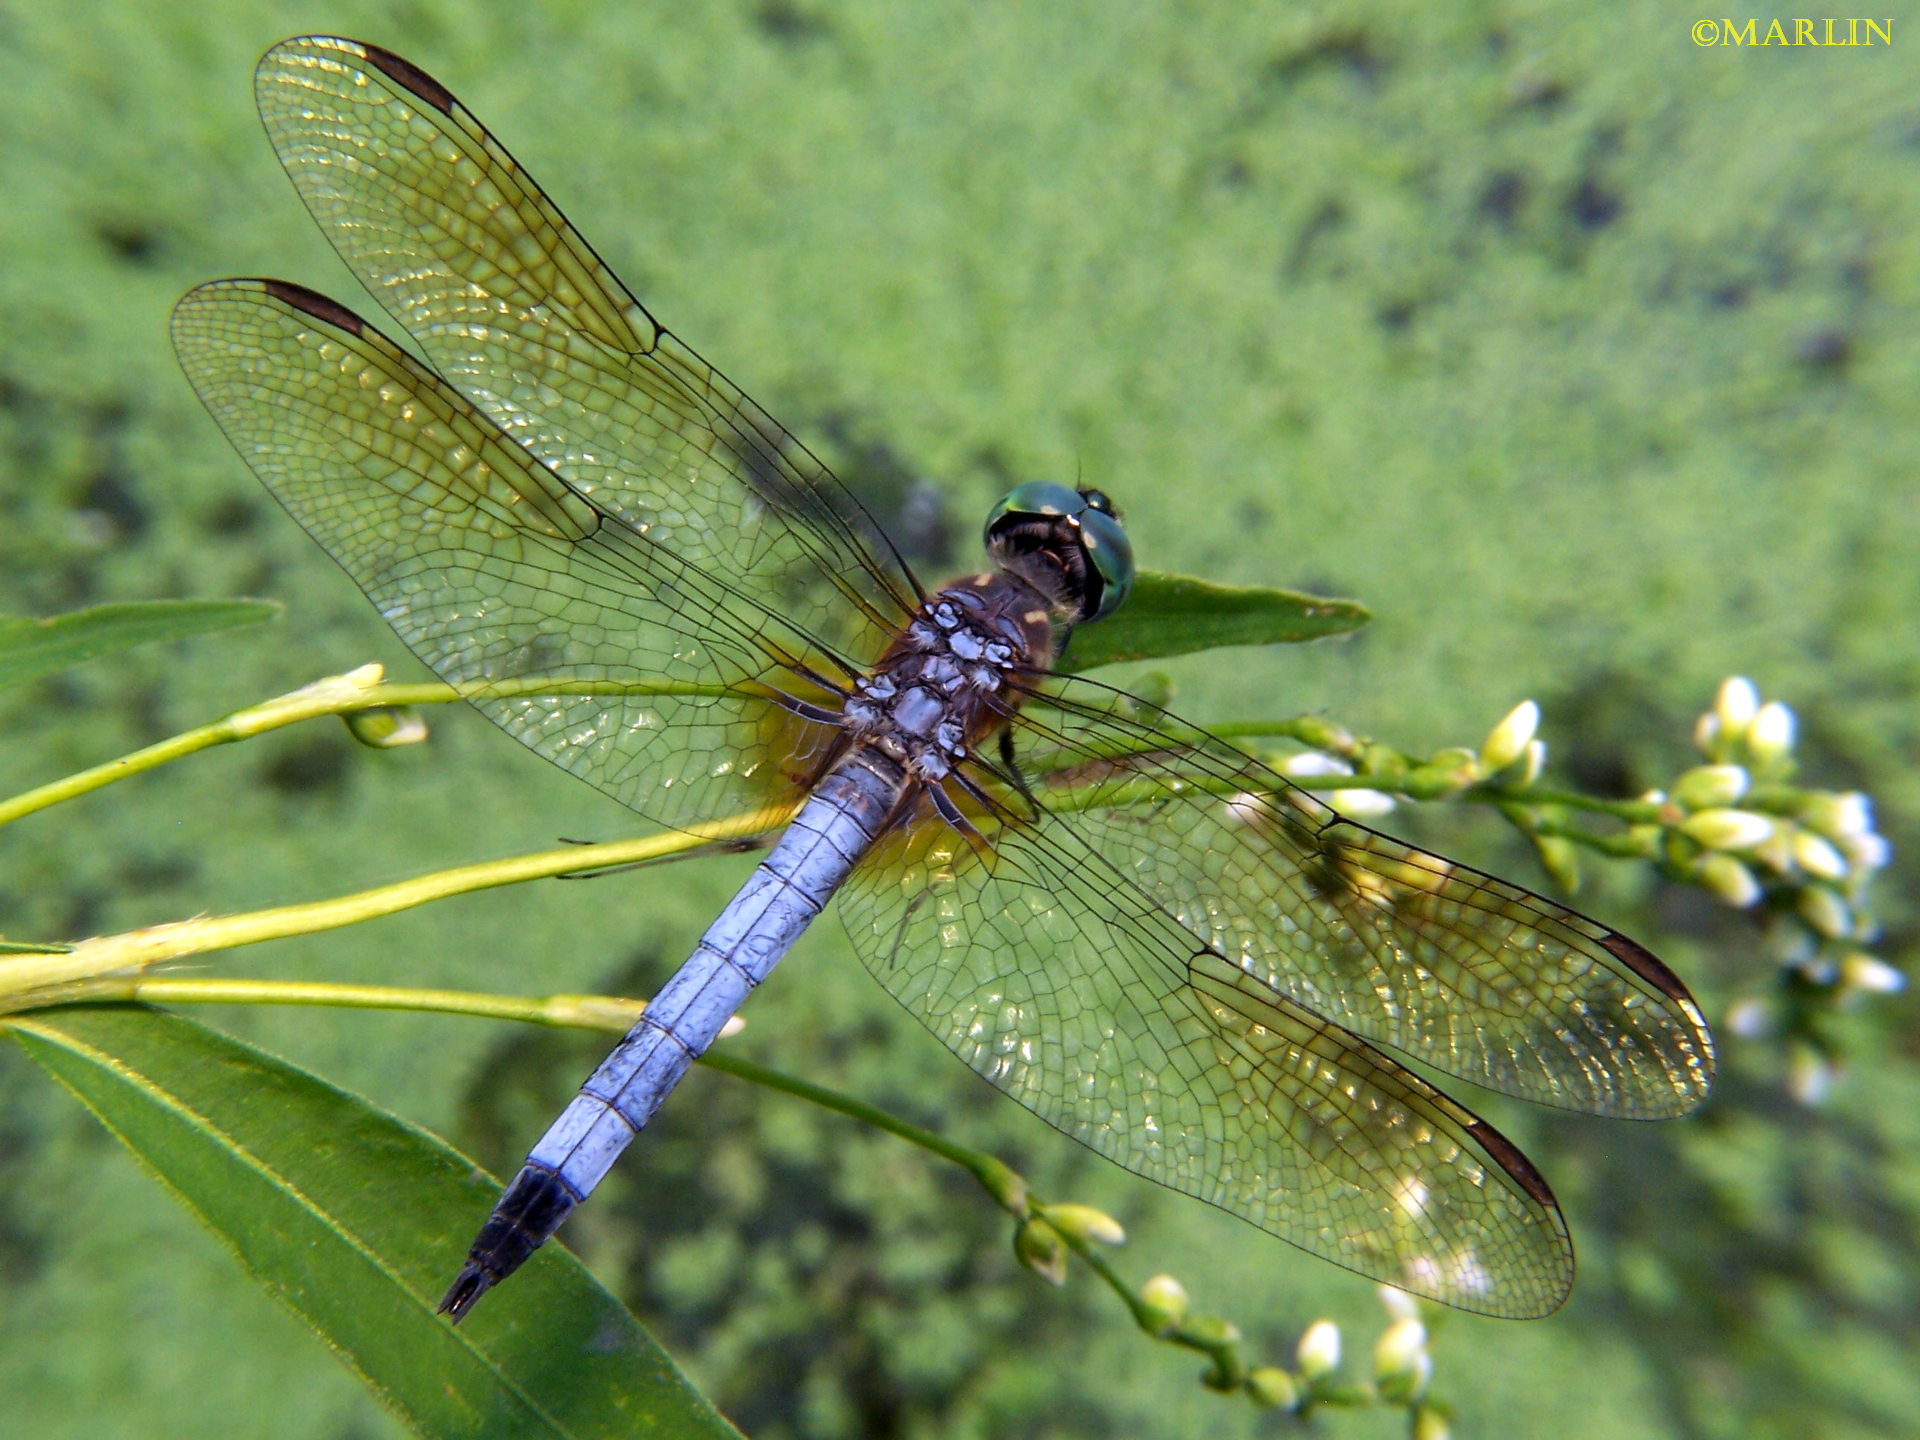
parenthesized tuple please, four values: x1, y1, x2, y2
(1791, 830, 1847, 882)
(1747, 701, 1795, 762)
(1680, 809, 1775, 852)
(1248, 1366, 1300, 1411)
(1833, 792, 1874, 836)
(1802, 791, 1873, 838)
(1330, 788, 1396, 819)
(1839, 951, 1904, 995)
(1797, 885, 1852, 940)
(1725, 995, 1772, 1038)
(1786, 1044, 1835, 1106)
(1040, 1203, 1125, 1246)
(1693, 711, 1722, 756)
(1480, 700, 1540, 772)
(1518, 737, 1547, 785)
(343, 705, 430, 749)
(1296, 1319, 1341, 1380)
(1281, 751, 1350, 779)
(1138, 1273, 1189, 1331)
(1696, 853, 1762, 908)
(1373, 1316, 1428, 1381)
(1749, 825, 1795, 878)
(1838, 830, 1891, 873)
(1672, 765, 1750, 810)
(1715, 676, 1760, 732)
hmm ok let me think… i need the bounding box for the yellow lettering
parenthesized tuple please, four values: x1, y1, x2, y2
(1763, 18, 1789, 43)
(1865, 18, 1892, 44)
(1721, 17, 1757, 43)
(1794, 18, 1816, 43)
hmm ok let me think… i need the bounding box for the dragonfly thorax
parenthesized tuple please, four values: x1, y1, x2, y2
(844, 574, 1052, 783)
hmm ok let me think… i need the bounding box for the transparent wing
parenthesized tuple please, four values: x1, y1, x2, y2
(1007, 677, 1716, 1118)
(838, 770, 1576, 1319)
(835, 679, 1714, 1316)
(251, 35, 919, 667)
(172, 279, 847, 832)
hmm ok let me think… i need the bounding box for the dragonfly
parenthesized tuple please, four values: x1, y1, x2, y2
(172, 36, 1714, 1325)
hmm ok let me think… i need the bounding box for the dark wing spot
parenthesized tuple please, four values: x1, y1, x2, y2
(358, 39, 458, 115)
(263, 280, 366, 336)
(1597, 929, 1697, 1005)
(1463, 1114, 1559, 1209)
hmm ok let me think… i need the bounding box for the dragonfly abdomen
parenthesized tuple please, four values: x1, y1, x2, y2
(440, 748, 908, 1320)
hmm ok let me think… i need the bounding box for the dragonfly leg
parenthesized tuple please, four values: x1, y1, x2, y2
(996, 725, 1042, 816)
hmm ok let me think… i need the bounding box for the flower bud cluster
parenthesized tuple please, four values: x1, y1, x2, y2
(1667, 678, 1901, 1102)
(1673, 680, 1898, 1019)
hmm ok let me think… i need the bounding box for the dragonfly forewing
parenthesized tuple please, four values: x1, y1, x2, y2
(253, 35, 920, 672)
(171, 279, 845, 834)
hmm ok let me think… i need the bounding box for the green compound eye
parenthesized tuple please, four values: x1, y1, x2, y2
(984, 481, 1086, 526)
(1076, 498, 1134, 621)
(983, 482, 1135, 623)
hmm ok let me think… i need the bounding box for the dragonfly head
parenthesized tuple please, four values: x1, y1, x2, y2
(983, 482, 1135, 625)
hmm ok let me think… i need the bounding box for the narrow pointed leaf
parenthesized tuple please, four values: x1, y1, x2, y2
(4, 1005, 741, 1440)
(0, 600, 281, 690)
(1058, 570, 1368, 673)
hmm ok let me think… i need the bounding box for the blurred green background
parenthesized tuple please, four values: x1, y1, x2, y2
(2, 2, 1916, 1437)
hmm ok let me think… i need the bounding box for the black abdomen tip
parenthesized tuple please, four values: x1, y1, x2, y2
(436, 1166, 580, 1323)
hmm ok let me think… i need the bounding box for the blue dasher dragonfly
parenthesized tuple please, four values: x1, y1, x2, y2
(172, 36, 1714, 1325)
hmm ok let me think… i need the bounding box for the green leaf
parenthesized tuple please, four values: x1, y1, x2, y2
(4, 1005, 741, 1440)
(0, 600, 281, 690)
(1058, 570, 1369, 673)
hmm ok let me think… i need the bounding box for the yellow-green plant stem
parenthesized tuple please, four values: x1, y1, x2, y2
(0, 976, 703, 1033)
(0, 666, 732, 828)
(0, 806, 789, 1000)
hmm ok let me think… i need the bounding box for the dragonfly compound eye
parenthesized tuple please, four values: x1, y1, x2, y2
(984, 482, 1134, 624)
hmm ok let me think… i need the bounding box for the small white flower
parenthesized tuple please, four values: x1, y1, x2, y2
(1297, 1319, 1341, 1379)
(1747, 701, 1796, 762)
(1839, 952, 1904, 996)
(1480, 700, 1540, 772)
(1672, 764, 1751, 810)
(1373, 1316, 1428, 1380)
(1786, 1044, 1835, 1106)
(1281, 751, 1349, 779)
(1518, 737, 1547, 785)
(1697, 853, 1762, 908)
(1803, 791, 1874, 839)
(1834, 792, 1874, 836)
(1279, 752, 1394, 817)
(1138, 1273, 1189, 1330)
(1330, 788, 1397, 819)
(1715, 676, 1760, 731)
(1838, 830, 1891, 873)
(1680, 809, 1776, 852)
(1725, 995, 1772, 1038)
(1791, 830, 1847, 882)
(1797, 886, 1852, 940)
